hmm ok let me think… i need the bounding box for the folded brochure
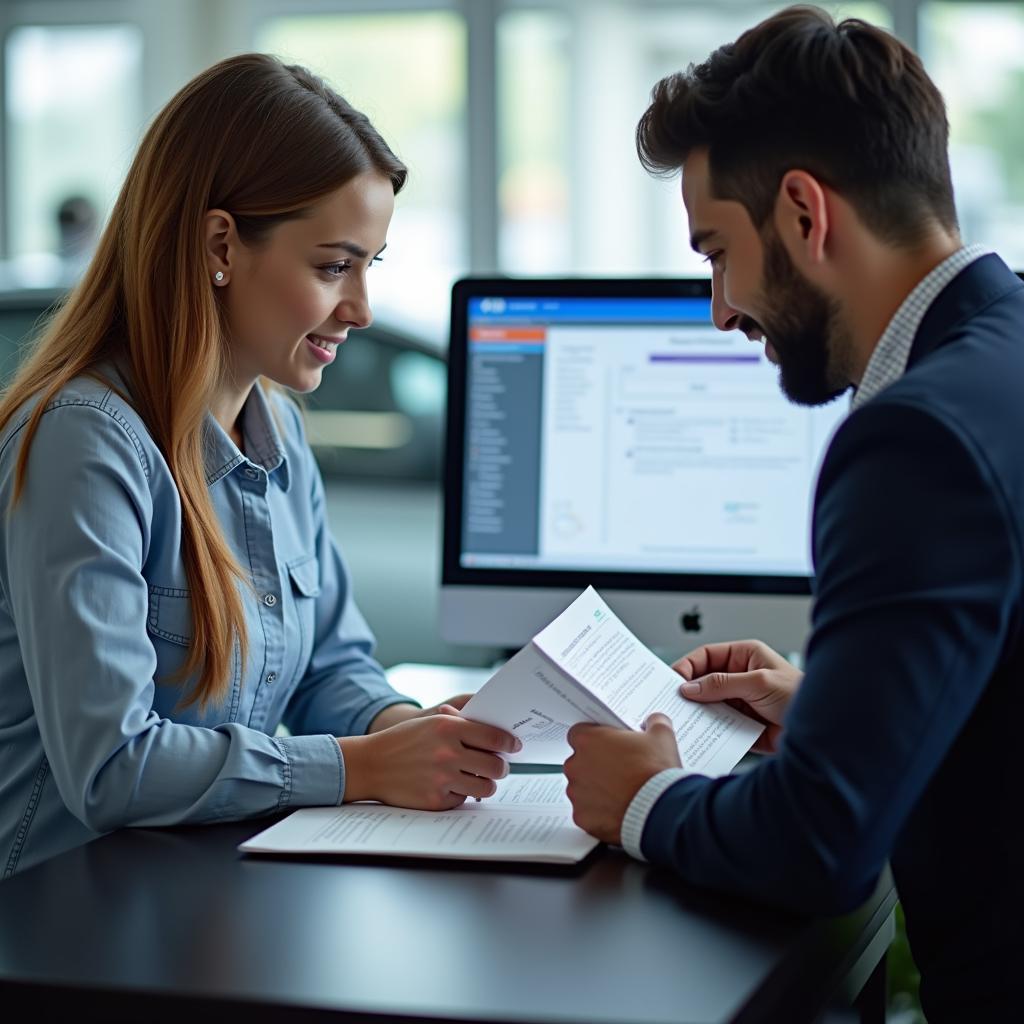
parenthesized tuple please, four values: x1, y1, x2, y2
(463, 586, 763, 770)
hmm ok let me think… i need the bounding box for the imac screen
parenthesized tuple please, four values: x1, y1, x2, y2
(442, 279, 848, 653)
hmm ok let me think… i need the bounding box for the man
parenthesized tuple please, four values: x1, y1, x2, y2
(563, 7, 1021, 1021)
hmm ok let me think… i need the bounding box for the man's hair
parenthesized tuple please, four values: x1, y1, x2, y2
(636, 4, 957, 245)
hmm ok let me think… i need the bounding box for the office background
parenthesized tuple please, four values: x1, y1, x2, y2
(0, 3, 1016, 1018)
(2, 0, 1019, 669)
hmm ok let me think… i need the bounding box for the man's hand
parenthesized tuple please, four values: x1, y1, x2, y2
(673, 640, 802, 754)
(564, 713, 681, 845)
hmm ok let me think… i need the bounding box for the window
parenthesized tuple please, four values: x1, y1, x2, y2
(256, 10, 467, 347)
(921, 2, 1024, 268)
(3, 23, 142, 285)
(495, 1, 892, 279)
(497, 9, 571, 273)
(0, 1, 1017, 327)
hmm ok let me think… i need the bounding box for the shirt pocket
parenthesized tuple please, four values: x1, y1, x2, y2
(147, 586, 193, 647)
(146, 586, 194, 702)
(145, 585, 242, 722)
(286, 555, 321, 682)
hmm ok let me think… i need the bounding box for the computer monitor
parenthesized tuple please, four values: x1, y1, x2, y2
(441, 278, 848, 658)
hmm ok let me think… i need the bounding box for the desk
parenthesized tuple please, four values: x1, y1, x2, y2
(0, 821, 893, 1024)
(0, 665, 896, 1023)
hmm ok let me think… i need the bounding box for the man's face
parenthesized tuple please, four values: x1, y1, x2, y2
(681, 149, 850, 406)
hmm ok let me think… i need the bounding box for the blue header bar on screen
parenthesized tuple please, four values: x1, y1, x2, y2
(467, 297, 711, 322)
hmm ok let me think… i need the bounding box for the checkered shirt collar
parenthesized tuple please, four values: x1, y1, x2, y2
(851, 244, 989, 411)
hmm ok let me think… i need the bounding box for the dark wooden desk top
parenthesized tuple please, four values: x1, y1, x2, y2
(0, 817, 895, 1024)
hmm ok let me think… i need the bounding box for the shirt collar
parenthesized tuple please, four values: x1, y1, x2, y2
(851, 244, 989, 410)
(204, 383, 291, 491)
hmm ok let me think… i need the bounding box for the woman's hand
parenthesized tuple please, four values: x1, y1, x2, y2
(417, 693, 474, 716)
(672, 640, 802, 754)
(338, 705, 520, 810)
(364, 692, 476, 733)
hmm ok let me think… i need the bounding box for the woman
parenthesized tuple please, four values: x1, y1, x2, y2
(0, 53, 517, 879)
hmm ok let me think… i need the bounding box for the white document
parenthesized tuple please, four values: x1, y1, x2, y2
(239, 774, 596, 865)
(463, 586, 763, 770)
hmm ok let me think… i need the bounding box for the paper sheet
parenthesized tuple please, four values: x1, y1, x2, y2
(239, 775, 596, 865)
(462, 644, 622, 763)
(464, 586, 764, 774)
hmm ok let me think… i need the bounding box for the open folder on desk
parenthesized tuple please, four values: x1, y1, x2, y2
(239, 774, 597, 865)
(241, 588, 762, 866)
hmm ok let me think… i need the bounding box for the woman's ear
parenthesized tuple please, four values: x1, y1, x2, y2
(774, 170, 830, 267)
(204, 208, 236, 286)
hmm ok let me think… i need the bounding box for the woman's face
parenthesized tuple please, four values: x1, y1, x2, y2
(213, 171, 395, 394)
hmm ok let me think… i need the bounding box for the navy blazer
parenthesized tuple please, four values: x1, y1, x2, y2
(641, 254, 1023, 1022)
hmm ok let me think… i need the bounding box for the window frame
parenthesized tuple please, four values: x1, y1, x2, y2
(0, 0, 1016, 272)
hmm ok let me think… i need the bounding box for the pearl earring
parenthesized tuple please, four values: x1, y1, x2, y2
(214, 271, 225, 283)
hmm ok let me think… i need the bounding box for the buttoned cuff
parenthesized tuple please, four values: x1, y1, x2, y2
(621, 768, 690, 861)
(274, 733, 346, 808)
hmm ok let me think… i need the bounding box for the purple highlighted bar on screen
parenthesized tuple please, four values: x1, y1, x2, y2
(649, 354, 761, 363)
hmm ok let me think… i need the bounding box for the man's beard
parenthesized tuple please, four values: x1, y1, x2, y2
(746, 232, 851, 407)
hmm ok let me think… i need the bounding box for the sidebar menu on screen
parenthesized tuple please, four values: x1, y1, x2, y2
(462, 326, 545, 558)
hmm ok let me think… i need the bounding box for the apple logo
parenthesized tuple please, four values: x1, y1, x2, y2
(681, 606, 702, 632)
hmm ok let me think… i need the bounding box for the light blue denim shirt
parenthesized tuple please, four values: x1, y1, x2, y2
(0, 367, 415, 878)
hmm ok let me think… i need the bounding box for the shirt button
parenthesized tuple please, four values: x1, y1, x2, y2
(263, 593, 277, 607)
(266, 672, 277, 684)
(245, 468, 259, 480)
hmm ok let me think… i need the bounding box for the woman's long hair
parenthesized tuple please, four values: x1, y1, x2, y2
(0, 54, 407, 710)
